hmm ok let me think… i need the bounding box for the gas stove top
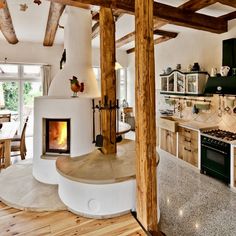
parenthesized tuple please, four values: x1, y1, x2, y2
(202, 129, 236, 141)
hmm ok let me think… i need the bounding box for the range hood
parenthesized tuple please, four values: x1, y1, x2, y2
(204, 38, 236, 95)
(204, 76, 236, 95)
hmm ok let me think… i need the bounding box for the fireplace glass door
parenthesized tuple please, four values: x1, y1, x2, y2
(45, 119, 70, 154)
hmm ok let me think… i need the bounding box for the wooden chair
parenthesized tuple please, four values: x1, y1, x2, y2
(11, 117, 29, 160)
(0, 114, 11, 122)
(0, 143, 5, 171)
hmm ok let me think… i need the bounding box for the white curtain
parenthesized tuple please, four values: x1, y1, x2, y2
(41, 65, 52, 95)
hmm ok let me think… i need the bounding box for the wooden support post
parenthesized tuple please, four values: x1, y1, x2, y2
(135, 0, 158, 234)
(100, 7, 116, 154)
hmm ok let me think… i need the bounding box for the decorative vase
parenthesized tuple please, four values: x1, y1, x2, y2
(191, 62, 200, 72)
(176, 64, 181, 70)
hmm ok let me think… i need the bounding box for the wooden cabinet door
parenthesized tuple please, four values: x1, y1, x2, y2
(160, 128, 176, 156)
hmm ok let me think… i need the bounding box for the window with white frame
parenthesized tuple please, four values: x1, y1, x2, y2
(0, 64, 43, 136)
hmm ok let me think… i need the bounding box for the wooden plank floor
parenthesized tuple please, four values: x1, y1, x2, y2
(0, 201, 146, 236)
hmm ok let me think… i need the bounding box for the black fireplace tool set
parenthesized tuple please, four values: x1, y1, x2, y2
(92, 96, 121, 147)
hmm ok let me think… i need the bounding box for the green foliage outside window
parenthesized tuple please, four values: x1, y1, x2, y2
(2, 82, 41, 111)
(2, 82, 19, 111)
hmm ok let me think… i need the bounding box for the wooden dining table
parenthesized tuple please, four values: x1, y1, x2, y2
(0, 121, 20, 168)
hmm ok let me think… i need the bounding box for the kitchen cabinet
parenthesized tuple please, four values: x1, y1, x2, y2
(160, 70, 208, 95)
(186, 72, 208, 95)
(178, 127, 198, 167)
(160, 70, 185, 94)
(160, 128, 177, 156)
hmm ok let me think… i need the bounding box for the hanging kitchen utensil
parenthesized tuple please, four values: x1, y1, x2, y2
(218, 96, 222, 117)
(95, 101, 103, 147)
(192, 104, 199, 114)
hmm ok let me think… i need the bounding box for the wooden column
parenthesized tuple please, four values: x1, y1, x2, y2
(135, 0, 158, 234)
(100, 7, 116, 154)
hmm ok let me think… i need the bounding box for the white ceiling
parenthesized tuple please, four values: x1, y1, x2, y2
(0, 0, 64, 44)
(0, 0, 235, 50)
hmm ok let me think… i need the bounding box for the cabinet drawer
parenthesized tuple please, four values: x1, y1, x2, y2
(178, 145, 198, 167)
(178, 127, 198, 140)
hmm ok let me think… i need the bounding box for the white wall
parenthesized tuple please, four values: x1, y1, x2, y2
(127, 19, 236, 111)
(0, 40, 63, 78)
(92, 47, 129, 68)
(0, 40, 129, 83)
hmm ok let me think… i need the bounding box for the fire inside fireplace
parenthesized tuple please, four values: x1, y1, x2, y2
(45, 119, 70, 154)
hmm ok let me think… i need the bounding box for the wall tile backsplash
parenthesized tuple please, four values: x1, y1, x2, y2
(157, 90, 236, 132)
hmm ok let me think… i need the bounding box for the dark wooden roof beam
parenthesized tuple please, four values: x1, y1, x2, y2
(217, 0, 236, 8)
(48, 0, 228, 34)
(179, 0, 218, 11)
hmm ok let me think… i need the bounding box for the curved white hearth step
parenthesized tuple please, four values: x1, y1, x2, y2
(56, 139, 160, 219)
(56, 139, 136, 218)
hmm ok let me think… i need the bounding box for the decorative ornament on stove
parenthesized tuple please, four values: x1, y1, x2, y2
(19, 3, 28, 11)
(33, 0, 41, 5)
(69, 76, 84, 97)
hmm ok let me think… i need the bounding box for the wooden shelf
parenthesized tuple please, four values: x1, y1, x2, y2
(160, 92, 213, 97)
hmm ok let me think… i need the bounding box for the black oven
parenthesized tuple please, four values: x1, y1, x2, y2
(201, 135, 230, 184)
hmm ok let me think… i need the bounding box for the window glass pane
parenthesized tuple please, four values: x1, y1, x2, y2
(1, 81, 19, 121)
(23, 81, 42, 136)
(119, 69, 127, 101)
(0, 64, 18, 77)
(23, 65, 41, 77)
(93, 67, 101, 92)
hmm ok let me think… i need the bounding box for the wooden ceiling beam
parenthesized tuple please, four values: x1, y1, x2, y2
(116, 32, 135, 48)
(116, 29, 177, 48)
(92, 11, 99, 21)
(91, 10, 123, 39)
(126, 36, 173, 54)
(153, 29, 178, 38)
(126, 0, 220, 53)
(217, 0, 236, 8)
(219, 11, 236, 21)
(48, 0, 227, 33)
(0, 0, 18, 44)
(91, 21, 99, 39)
(179, 0, 218, 11)
(43, 2, 65, 46)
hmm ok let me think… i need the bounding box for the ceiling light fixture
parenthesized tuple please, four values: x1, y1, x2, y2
(115, 61, 122, 70)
